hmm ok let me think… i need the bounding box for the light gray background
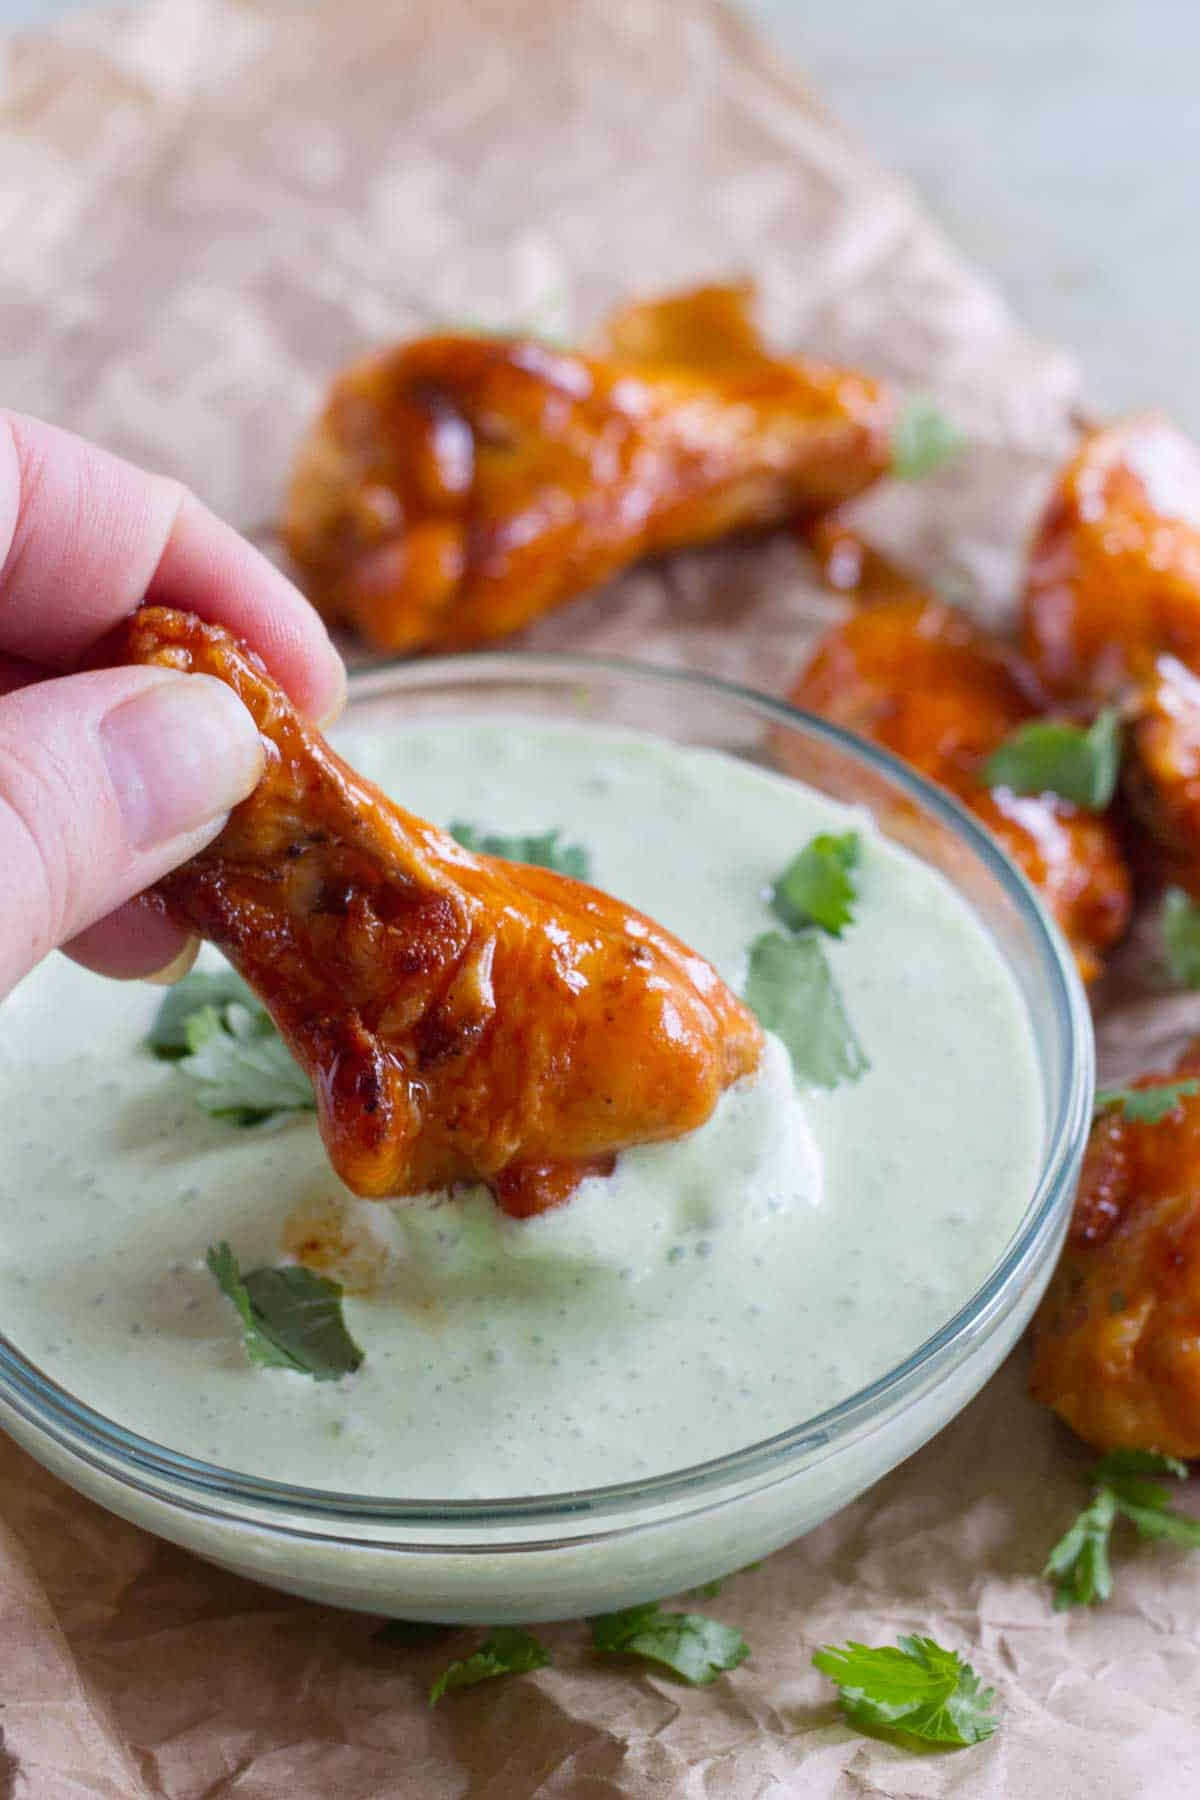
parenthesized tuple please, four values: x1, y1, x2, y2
(3, 0, 1198, 427)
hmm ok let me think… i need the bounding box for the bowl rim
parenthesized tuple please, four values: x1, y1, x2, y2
(0, 648, 1094, 1530)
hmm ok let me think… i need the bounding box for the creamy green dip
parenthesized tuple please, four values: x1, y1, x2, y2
(0, 720, 1043, 1498)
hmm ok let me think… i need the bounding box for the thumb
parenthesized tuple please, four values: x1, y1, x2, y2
(0, 666, 263, 996)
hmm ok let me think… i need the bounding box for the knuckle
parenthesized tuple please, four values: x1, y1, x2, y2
(0, 416, 83, 608)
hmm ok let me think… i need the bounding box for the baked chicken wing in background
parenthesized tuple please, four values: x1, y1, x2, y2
(792, 430, 1200, 1455)
(123, 607, 762, 1217)
(282, 284, 896, 652)
(788, 569, 1132, 984)
(804, 514, 931, 605)
(1023, 414, 1200, 899)
(1023, 414, 1200, 704)
(589, 280, 776, 370)
(1031, 1046, 1200, 1458)
(1124, 654, 1200, 899)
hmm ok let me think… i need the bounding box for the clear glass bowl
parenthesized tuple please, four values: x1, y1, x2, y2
(0, 653, 1093, 1622)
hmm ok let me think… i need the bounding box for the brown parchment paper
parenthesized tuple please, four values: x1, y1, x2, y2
(3, 1, 1200, 1794)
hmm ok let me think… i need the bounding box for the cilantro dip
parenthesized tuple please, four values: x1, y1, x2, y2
(0, 719, 1043, 1498)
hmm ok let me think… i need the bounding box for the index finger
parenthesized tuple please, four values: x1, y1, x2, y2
(0, 410, 346, 722)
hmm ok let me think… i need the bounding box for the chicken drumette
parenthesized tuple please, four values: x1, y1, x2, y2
(1022, 414, 1200, 704)
(1020, 416, 1200, 897)
(789, 580, 1132, 983)
(1123, 654, 1200, 898)
(282, 284, 896, 652)
(1031, 1044, 1200, 1457)
(124, 607, 762, 1216)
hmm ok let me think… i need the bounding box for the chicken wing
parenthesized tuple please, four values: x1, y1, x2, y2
(803, 516, 930, 604)
(1124, 654, 1200, 897)
(1022, 415, 1200, 703)
(789, 591, 1132, 981)
(282, 285, 896, 652)
(1031, 1044, 1200, 1456)
(123, 607, 762, 1215)
(589, 280, 774, 371)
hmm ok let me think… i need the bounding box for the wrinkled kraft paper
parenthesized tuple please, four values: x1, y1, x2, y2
(2, 1, 1198, 1795)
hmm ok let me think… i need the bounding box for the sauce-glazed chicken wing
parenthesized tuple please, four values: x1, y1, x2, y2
(804, 515, 930, 605)
(1031, 1044, 1200, 1456)
(282, 285, 896, 652)
(790, 589, 1132, 982)
(589, 281, 774, 371)
(1023, 415, 1200, 703)
(1125, 654, 1200, 897)
(123, 607, 762, 1215)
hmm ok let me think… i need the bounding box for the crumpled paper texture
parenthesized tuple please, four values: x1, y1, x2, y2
(1, 0, 1198, 1794)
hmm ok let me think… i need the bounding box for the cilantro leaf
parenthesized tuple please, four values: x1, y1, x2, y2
(745, 931, 869, 1089)
(1094, 1080, 1200, 1125)
(891, 399, 966, 481)
(148, 967, 314, 1127)
(1043, 1488, 1117, 1609)
(206, 1242, 363, 1380)
(449, 821, 591, 880)
(180, 1003, 314, 1127)
(982, 708, 1121, 812)
(1116, 1501, 1200, 1547)
(429, 1627, 550, 1704)
(588, 1603, 749, 1686)
(1044, 1450, 1200, 1608)
(1095, 1448, 1189, 1482)
(1097, 1449, 1198, 1524)
(1162, 887, 1200, 988)
(771, 832, 860, 937)
(813, 1635, 998, 1747)
(147, 969, 260, 1059)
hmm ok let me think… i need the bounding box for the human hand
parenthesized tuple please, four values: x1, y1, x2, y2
(0, 410, 346, 996)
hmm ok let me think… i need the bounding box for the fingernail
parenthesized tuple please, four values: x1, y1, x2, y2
(144, 936, 201, 986)
(101, 674, 265, 851)
(317, 647, 349, 730)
